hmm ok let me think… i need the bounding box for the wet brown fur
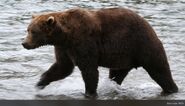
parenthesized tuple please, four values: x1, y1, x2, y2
(22, 8, 178, 97)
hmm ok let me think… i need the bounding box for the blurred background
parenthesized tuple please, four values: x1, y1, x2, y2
(0, 0, 185, 100)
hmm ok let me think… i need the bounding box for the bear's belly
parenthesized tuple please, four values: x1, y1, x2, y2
(98, 53, 133, 69)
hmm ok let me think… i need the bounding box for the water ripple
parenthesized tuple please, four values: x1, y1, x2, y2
(0, 0, 185, 100)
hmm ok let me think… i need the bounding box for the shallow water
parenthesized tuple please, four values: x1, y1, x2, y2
(0, 0, 185, 100)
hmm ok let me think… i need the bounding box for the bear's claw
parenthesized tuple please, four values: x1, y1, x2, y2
(35, 85, 46, 90)
(35, 81, 49, 90)
(84, 92, 97, 99)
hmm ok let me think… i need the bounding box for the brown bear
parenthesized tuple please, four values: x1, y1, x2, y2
(22, 8, 178, 98)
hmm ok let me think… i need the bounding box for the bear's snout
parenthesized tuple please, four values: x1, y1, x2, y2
(22, 42, 33, 50)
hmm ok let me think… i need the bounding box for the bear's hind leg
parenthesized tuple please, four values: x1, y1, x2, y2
(143, 63, 178, 94)
(109, 68, 130, 85)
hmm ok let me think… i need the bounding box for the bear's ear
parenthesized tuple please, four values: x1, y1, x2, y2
(47, 16, 55, 25)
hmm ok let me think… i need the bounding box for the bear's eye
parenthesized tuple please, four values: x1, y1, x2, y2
(31, 31, 39, 38)
(31, 30, 38, 35)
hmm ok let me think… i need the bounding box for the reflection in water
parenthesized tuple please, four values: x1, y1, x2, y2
(0, 0, 185, 100)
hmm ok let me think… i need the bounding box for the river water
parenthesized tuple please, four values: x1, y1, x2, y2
(0, 0, 185, 100)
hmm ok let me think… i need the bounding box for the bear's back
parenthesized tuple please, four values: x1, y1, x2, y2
(94, 8, 163, 68)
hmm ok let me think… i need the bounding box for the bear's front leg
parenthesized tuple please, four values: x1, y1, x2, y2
(36, 63, 58, 89)
(36, 51, 74, 89)
(79, 66, 99, 98)
(76, 56, 99, 98)
(36, 62, 74, 89)
(81, 67, 99, 98)
(70, 41, 99, 98)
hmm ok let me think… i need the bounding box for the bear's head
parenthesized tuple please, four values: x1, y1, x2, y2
(22, 14, 60, 49)
(22, 9, 101, 50)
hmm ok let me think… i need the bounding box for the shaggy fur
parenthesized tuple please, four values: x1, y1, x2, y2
(22, 8, 178, 98)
